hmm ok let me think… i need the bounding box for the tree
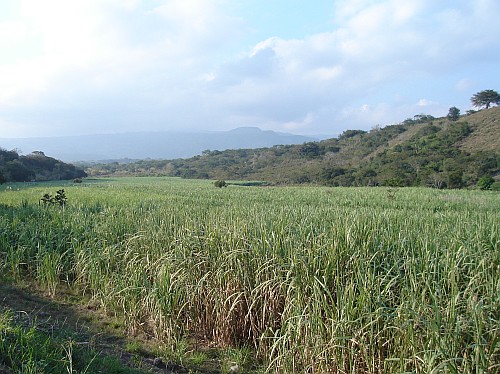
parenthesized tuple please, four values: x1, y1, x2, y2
(338, 129, 367, 139)
(447, 170, 464, 189)
(299, 142, 322, 158)
(470, 89, 500, 109)
(4, 160, 34, 182)
(447, 107, 460, 121)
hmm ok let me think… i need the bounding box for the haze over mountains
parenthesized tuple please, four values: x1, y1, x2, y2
(0, 127, 318, 162)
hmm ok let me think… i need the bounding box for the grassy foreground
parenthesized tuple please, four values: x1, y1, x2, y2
(1, 177, 499, 373)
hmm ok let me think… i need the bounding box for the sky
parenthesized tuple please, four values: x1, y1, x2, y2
(1, 0, 499, 138)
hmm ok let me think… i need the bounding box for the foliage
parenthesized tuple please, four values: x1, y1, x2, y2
(471, 89, 500, 109)
(0, 178, 499, 372)
(40, 189, 67, 207)
(447, 170, 464, 189)
(447, 106, 460, 121)
(0, 148, 87, 182)
(338, 129, 367, 139)
(0, 308, 146, 373)
(298, 142, 323, 158)
(0, 309, 69, 373)
(83, 108, 499, 190)
(477, 175, 495, 190)
(3, 159, 35, 182)
(402, 113, 435, 125)
(214, 180, 227, 188)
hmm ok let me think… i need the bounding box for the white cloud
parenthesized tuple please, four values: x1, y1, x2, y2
(417, 99, 435, 107)
(0, 21, 27, 47)
(200, 72, 216, 82)
(306, 66, 343, 82)
(0, 0, 241, 102)
(0, 0, 499, 137)
(207, 0, 499, 133)
(283, 113, 315, 132)
(0, 1, 116, 106)
(151, 0, 222, 33)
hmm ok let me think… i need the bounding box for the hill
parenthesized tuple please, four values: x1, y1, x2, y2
(85, 107, 499, 189)
(0, 150, 87, 183)
(0, 127, 317, 162)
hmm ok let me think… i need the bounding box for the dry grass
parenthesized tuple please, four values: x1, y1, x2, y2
(458, 106, 500, 153)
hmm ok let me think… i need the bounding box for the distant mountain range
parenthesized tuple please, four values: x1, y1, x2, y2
(0, 127, 318, 162)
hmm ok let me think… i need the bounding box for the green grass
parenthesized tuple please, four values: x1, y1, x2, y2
(0, 308, 146, 374)
(1, 177, 499, 372)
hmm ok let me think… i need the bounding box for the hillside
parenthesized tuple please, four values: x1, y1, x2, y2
(0, 150, 87, 183)
(457, 108, 500, 153)
(85, 107, 499, 189)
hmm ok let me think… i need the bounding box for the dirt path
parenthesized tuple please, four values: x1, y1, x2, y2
(0, 282, 190, 373)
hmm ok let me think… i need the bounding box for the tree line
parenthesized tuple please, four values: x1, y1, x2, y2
(0, 149, 87, 183)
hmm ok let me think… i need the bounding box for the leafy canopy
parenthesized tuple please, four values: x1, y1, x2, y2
(447, 107, 460, 121)
(471, 89, 500, 109)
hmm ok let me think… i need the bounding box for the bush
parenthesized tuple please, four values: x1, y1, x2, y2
(477, 176, 495, 190)
(40, 189, 67, 206)
(214, 180, 227, 188)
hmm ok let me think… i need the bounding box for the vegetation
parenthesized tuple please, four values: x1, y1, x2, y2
(1, 178, 499, 373)
(477, 175, 495, 190)
(40, 189, 68, 207)
(214, 180, 228, 188)
(0, 149, 86, 183)
(446, 106, 460, 121)
(0, 307, 148, 374)
(471, 89, 500, 109)
(83, 108, 499, 189)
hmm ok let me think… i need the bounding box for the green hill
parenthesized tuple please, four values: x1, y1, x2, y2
(86, 107, 499, 189)
(0, 150, 87, 183)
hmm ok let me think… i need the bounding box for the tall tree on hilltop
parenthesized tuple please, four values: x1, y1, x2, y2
(471, 89, 500, 109)
(447, 107, 460, 121)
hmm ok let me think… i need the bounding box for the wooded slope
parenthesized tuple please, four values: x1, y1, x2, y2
(86, 107, 499, 188)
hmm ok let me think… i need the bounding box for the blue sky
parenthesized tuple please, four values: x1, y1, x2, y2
(1, 0, 499, 138)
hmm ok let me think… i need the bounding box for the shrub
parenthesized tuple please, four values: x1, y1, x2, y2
(214, 180, 227, 188)
(477, 176, 495, 190)
(40, 189, 67, 206)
